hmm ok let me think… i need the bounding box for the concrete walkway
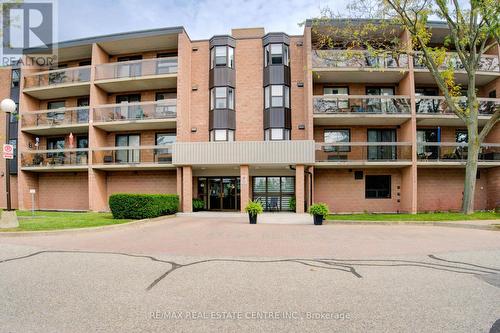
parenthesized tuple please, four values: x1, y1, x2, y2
(177, 212, 314, 224)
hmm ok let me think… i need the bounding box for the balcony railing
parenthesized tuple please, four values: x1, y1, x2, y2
(413, 52, 500, 72)
(21, 148, 89, 168)
(93, 100, 176, 123)
(92, 145, 173, 165)
(24, 66, 91, 89)
(416, 96, 499, 115)
(312, 50, 409, 69)
(21, 107, 89, 128)
(417, 143, 500, 161)
(313, 95, 411, 114)
(95, 57, 178, 81)
(316, 142, 412, 162)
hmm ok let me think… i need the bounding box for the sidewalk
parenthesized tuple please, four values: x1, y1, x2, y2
(326, 219, 500, 231)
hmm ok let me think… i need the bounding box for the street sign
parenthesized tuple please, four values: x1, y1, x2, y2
(2, 144, 14, 159)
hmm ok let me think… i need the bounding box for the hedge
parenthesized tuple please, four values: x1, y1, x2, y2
(109, 194, 179, 219)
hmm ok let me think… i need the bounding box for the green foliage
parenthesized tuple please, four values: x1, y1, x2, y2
(192, 198, 205, 211)
(109, 194, 179, 219)
(308, 203, 330, 218)
(289, 197, 296, 211)
(245, 201, 264, 216)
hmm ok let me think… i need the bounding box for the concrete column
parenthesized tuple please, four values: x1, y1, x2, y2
(295, 165, 305, 213)
(182, 166, 192, 212)
(240, 165, 250, 212)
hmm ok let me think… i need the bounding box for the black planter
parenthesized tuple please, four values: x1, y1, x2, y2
(313, 214, 323, 225)
(248, 213, 257, 224)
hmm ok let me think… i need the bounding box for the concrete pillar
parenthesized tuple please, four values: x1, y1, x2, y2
(176, 167, 183, 211)
(240, 165, 250, 212)
(295, 165, 305, 213)
(182, 166, 192, 212)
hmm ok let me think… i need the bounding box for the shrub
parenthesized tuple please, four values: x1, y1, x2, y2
(109, 193, 179, 219)
(308, 203, 329, 218)
(245, 201, 263, 216)
(289, 196, 296, 211)
(192, 198, 205, 211)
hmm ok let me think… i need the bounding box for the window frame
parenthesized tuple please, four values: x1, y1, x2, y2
(264, 43, 289, 67)
(11, 69, 20, 88)
(264, 85, 290, 109)
(365, 175, 392, 199)
(264, 128, 291, 141)
(210, 129, 235, 142)
(210, 45, 234, 69)
(210, 87, 234, 110)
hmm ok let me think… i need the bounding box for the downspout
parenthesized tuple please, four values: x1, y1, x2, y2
(289, 165, 313, 209)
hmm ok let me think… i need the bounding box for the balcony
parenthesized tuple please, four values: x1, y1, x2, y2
(312, 50, 409, 83)
(313, 95, 411, 125)
(92, 100, 176, 131)
(20, 148, 89, 172)
(92, 145, 174, 170)
(21, 107, 89, 135)
(416, 96, 498, 126)
(315, 142, 413, 168)
(417, 142, 500, 168)
(94, 57, 178, 93)
(413, 52, 500, 85)
(173, 141, 315, 166)
(23, 66, 91, 99)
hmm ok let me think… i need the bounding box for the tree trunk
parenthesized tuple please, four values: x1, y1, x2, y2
(462, 130, 480, 215)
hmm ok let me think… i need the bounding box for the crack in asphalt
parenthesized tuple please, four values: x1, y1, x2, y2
(0, 250, 499, 291)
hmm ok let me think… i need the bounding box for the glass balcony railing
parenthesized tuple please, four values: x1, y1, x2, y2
(95, 57, 178, 81)
(313, 95, 411, 114)
(92, 145, 173, 165)
(416, 96, 499, 115)
(417, 143, 500, 161)
(21, 149, 89, 168)
(93, 100, 176, 123)
(24, 66, 91, 89)
(413, 52, 500, 72)
(21, 107, 89, 128)
(316, 142, 412, 162)
(312, 50, 409, 69)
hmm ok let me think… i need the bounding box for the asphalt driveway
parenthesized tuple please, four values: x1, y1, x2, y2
(1, 215, 499, 332)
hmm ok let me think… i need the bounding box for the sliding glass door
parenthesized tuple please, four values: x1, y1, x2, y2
(115, 134, 140, 163)
(367, 129, 397, 160)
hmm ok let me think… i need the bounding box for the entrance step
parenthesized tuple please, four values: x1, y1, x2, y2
(176, 212, 313, 225)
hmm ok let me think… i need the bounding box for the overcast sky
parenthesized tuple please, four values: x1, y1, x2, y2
(56, 0, 346, 41)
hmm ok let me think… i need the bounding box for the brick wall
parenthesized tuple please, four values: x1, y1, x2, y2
(106, 170, 177, 197)
(38, 172, 89, 210)
(417, 168, 489, 211)
(315, 168, 402, 213)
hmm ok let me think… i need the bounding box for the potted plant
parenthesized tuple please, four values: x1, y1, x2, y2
(289, 196, 296, 211)
(244, 201, 263, 224)
(308, 203, 329, 225)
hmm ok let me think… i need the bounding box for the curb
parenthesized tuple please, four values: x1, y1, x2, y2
(326, 220, 500, 231)
(0, 215, 176, 237)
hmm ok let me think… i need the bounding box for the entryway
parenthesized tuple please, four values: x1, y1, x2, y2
(198, 177, 240, 211)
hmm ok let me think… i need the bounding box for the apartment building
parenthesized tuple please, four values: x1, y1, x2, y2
(0, 21, 498, 214)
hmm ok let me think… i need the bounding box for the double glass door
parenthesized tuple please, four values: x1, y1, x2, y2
(198, 177, 240, 211)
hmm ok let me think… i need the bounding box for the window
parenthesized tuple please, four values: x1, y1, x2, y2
(324, 129, 350, 152)
(47, 101, 66, 123)
(367, 129, 397, 160)
(116, 94, 141, 120)
(155, 133, 175, 163)
(47, 137, 65, 158)
(365, 175, 391, 199)
(115, 134, 140, 163)
(210, 87, 234, 110)
(11, 69, 20, 88)
(264, 85, 290, 108)
(210, 129, 234, 142)
(456, 129, 468, 143)
(264, 128, 290, 141)
(417, 129, 438, 159)
(252, 176, 295, 211)
(265, 44, 289, 67)
(156, 132, 176, 145)
(210, 46, 234, 68)
(324, 87, 348, 109)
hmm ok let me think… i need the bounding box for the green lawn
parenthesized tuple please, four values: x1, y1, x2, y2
(326, 211, 500, 222)
(1, 211, 133, 232)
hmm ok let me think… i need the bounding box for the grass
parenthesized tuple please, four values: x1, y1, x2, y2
(326, 211, 500, 222)
(0, 211, 133, 232)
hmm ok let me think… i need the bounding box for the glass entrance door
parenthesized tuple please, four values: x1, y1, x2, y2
(203, 177, 240, 211)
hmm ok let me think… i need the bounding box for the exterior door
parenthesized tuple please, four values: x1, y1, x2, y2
(367, 87, 395, 113)
(115, 134, 140, 163)
(208, 178, 222, 210)
(367, 129, 397, 160)
(203, 177, 240, 211)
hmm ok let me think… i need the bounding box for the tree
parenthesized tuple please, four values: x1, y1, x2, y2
(310, 0, 500, 214)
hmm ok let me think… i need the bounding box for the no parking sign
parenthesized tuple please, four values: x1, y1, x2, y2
(3, 144, 14, 159)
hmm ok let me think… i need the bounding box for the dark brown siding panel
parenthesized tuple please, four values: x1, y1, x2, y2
(264, 108, 292, 129)
(209, 67, 236, 88)
(209, 109, 236, 130)
(263, 65, 291, 86)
